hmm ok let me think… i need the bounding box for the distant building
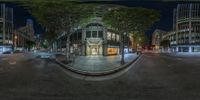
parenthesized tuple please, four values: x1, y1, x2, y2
(163, 4, 200, 53)
(152, 29, 167, 51)
(13, 19, 35, 51)
(0, 4, 13, 54)
(35, 34, 42, 50)
(0, 4, 13, 44)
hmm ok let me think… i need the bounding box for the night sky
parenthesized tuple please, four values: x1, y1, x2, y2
(1, 1, 194, 39)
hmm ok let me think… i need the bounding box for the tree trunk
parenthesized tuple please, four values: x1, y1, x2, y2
(120, 33, 125, 65)
(65, 36, 71, 62)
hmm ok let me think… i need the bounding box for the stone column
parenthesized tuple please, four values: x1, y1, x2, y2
(2, 4, 6, 44)
(189, 4, 192, 44)
(103, 28, 107, 56)
(189, 46, 192, 53)
(17, 34, 20, 47)
(176, 46, 179, 52)
(82, 29, 86, 56)
(176, 5, 180, 45)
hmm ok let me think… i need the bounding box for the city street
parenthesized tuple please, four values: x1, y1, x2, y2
(1, 1, 200, 100)
(0, 53, 200, 100)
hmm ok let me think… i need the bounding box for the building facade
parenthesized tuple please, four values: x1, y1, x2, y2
(0, 4, 13, 45)
(152, 29, 167, 51)
(56, 5, 131, 56)
(61, 17, 130, 56)
(163, 4, 200, 53)
(0, 4, 13, 54)
(13, 19, 35, 51)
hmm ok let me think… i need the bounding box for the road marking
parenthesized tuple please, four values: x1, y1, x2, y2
(176, 58, 182, 60)
(167, 65, 171, 67)
(1, 58, 8, 60)
(9, 61, 16, 65)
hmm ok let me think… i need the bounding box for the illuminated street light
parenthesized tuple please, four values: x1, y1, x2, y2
(14, 35, 18, 39)
(14, 35, 18, 50)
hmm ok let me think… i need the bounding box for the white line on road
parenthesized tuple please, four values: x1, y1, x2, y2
(9, 61, 16, 65)
(176, 58, 182, 60)
(1, 58, 8, 60)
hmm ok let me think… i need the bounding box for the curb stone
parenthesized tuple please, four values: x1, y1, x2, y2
(54, 54, 141, 76)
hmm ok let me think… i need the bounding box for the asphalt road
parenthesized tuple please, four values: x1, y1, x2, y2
(0, 53, 200, 100)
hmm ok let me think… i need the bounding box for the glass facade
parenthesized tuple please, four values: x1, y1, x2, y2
(178, 47, 189, 52)
(107, 48, 118, 55)
(192, 47, 200, 52)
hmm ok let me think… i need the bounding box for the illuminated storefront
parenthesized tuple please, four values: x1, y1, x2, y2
(66, 17, 130, 56)
(107, 48, 119, 55)
(0, 45, 13, 54)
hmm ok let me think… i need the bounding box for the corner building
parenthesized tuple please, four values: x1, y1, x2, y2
(172, 4, 200, 53)
(57, 5, 131, 56)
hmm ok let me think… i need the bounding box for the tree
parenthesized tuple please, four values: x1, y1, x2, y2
(160, 39, 170, 48)
(130, 32, 148, 50)
(103, 6, 160, 64)
(19, 0, 95, 61)
(26, 40, 35, 51)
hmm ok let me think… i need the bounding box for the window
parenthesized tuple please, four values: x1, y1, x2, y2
(116, 35, 119, 41)
(98, 31, 103, 38)
(178, 47, 189, 52)
(0, 47, 2, 52)
(192, 47, 200, 52)
(107, 32, 111, 40)
(92, 31, 97, 38)
(112, 33, 116, 41)
(86, 31, 91, 38)
(0, 23, 3, 34)
(107, 48, 118, 55)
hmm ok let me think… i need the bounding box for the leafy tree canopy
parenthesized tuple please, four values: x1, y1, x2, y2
(103, 6, 160, 35)
(19, 0, 96, 42)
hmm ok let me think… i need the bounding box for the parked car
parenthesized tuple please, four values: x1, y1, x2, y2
(2, 51, 12, 54)
(14, 50, 23, 53)
(37, 51, 53, 59)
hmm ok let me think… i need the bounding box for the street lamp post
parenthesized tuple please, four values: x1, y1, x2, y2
(14, 34, 18, 51)
(136, 37, 141, 55)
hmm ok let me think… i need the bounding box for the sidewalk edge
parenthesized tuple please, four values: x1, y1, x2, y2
(54, 54, 141, 76)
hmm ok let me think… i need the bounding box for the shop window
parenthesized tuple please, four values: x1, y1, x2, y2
(107, 48, 118, 55)
(192, 47, 200, 52)
(178, 47, 189, 52)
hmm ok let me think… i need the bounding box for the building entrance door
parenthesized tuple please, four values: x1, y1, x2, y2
(90, 45, 99, 55)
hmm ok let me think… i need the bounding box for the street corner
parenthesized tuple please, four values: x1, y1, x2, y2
(54, 53, 141, 80)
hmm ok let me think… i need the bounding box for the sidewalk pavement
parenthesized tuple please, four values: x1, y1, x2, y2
(55, 53, 139, 76)
(161, 52, 200, 58)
